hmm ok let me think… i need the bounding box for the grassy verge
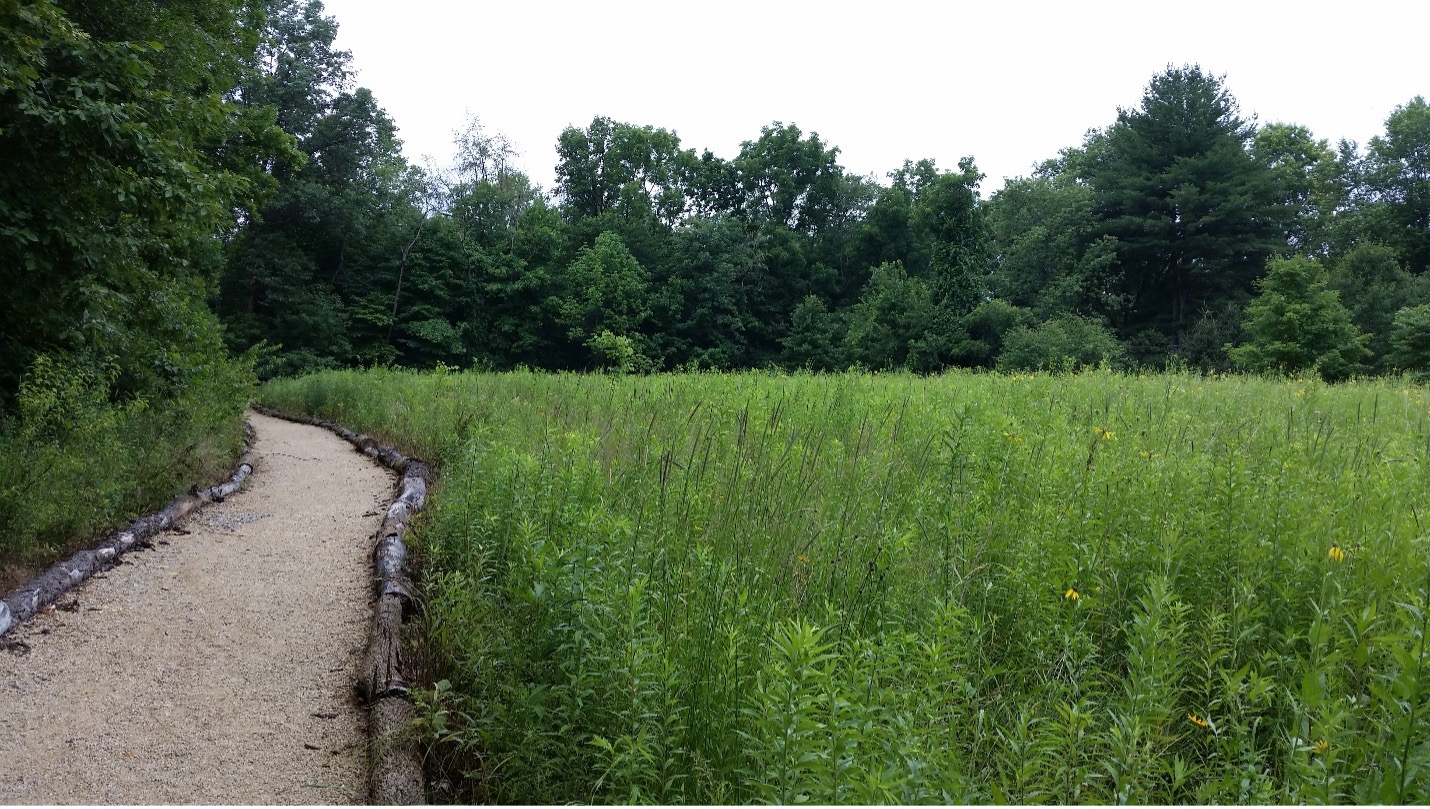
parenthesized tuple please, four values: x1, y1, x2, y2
(0, 357, 253, 590)
(262, 367, 1430, 804)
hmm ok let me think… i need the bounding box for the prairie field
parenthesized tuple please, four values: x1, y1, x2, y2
(263, 368, 1430, 804)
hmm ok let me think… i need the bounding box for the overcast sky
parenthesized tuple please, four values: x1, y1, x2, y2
(321, 0, 1427, 197)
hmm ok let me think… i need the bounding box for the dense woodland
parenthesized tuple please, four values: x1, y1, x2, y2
(4, 0, 1430, 427)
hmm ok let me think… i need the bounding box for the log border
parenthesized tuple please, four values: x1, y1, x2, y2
(0, 422, 257, 640)
(252, 405, 428, 806)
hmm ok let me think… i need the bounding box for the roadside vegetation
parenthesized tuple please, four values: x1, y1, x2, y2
(264, 367, 1430, 803)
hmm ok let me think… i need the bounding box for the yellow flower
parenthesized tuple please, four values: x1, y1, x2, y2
(1064, 587, 1080, 601)
(1187, 712, 1209, 729)
(797, 553, 810, 564)
(1095, 426, 1115, 441)
(1328, 544, 1346, 563)
(1313, 737, 1329, 755)
(1002, 430, 1023, 444)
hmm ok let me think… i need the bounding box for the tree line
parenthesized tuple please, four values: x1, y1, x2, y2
(5, 0, 1430, 426)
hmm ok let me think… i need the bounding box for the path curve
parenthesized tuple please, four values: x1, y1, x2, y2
(0, 412, 394, 804)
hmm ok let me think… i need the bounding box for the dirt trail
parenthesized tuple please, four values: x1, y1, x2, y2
(0, 412, 394, 805)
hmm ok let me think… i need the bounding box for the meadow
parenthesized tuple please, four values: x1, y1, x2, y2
(261, 368, 1430, 804)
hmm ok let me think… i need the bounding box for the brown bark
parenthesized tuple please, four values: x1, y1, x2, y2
(368, 697, 424, 804)
(362, 593, 410, 702)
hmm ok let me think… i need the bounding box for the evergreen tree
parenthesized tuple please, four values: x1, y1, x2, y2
(1084, 65, 1287, 343)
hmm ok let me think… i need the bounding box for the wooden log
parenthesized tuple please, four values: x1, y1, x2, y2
(203, 462, 252, 501)
(362, 593, 410, 701)
(368, 697, 424, 805)
(0, 439, 254, 638)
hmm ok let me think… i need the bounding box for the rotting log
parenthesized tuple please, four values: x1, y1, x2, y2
(362, 593, 410, 701)
(368, 697, 424, 805)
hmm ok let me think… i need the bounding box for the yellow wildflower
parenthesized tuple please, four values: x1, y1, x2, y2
(1187, 712, 1209, 729)
(1328, 544, 1346, 563)
(1313, 737, 1329, 755)
(1095, 426, 1115, 441)
(1003, 430, 1023, 444)
(1064, 587, 1080, 601)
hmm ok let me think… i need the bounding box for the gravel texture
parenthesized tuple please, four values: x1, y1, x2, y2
(0, 412, 395, 804)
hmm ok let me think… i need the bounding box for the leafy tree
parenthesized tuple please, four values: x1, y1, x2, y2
(554, 116, 689, 224)
(0, 0, 286, 410)
(1252, 122, 1342, 257)
(948, 300, 1029, 368)
(1386, 304, 1430, 378)
(1360, 97, 1430, 274)
(1228, 257, 1369, 381)
(657, 215, 759, 369)
(843, 263, 933, 370)
(734, 123, 849, 234)
(1330, 244, 1421, 371)
(987, 164, 1124, 321)
(1084, 65, 1287, 339)
(215, 0, 420, 375)
(781, 295, 846, 371)
(552, 231, 652, 368)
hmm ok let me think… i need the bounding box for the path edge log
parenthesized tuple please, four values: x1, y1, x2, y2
(253, 404, 428, 806)
(0, 423, 257, 640)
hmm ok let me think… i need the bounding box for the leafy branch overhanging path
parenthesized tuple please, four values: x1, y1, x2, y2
(0, 412, 394, 804)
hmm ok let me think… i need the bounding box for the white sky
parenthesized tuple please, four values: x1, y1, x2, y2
(321, 0, 1428, 197)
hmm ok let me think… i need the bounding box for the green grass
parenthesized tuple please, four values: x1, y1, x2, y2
(0, 355, 251, 584)
(262, 367, 1430, 804)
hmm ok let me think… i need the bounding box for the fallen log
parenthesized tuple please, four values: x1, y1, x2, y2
(362, 592, 410, 701)
(1, 433, 255, 638)
(255, 405, 432, 804)
(368, 697, 424, 805)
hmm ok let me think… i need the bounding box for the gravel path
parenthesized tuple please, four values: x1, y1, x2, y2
(0, 412, 395, 804)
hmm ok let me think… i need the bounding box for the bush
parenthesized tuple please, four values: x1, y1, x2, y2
(996, 314, 1127, 371)
(1387, 304, 1430, 379)
(1228, 257, 1369, 381)
(0, 349, 252, 577)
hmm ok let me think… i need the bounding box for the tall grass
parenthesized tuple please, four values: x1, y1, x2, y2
(263, 367, 1430, 803)
(0, 355, 252, 584)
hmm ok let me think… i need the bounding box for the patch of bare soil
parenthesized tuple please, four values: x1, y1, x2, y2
(0, 412, 394, 804)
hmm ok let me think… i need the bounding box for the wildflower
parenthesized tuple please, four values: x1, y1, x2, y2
(1002, 430, 1022, 444)
(1328, 544, 1346, 563)
(1064, 586, 1080, 601)
(1313, 737, 1329, 755)
(1138, 450, 1156, 459)
(1095, 426, 1115, 441)
(797, 554, 809, 564)
(1187, 712, 1209, 729)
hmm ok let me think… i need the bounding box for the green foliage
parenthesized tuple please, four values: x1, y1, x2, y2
(1387, 304, 1430, 378)
(1229, 257, 1370, 381)
(0, 0, 287, 411)
(843, 263, 932, 370)
(263, 368, 1430, 803)
(781, 295, 846, 371)
(996, 314, 1127, 371)
(1084, 64, 1287, 338)
(0, 348, 252, 569)
(553, 231, 652, 367)
(1331, 244, 1421, 372)
(1361, 97, 1430, 274)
